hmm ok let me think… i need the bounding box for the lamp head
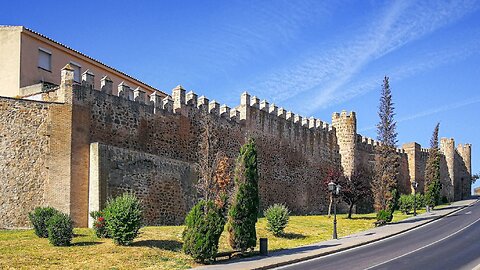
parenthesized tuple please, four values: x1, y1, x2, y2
(328, 181, 335, 192)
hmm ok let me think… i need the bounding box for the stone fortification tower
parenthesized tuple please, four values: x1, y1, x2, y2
(457, 143, 472, 199)
(332, 110, 356, 178)
(440, 138, 456, 201)
(457, 143, 472, 175)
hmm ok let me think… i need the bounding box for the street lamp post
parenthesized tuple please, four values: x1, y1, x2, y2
(412, 180, 418, 216)
(328, 181, 341, 240)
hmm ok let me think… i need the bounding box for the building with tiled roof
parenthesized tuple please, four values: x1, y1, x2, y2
(0, 26, 166, 98)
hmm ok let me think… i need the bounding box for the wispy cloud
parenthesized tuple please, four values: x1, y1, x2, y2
(358, 96, 480, 132)
(249, 0, 479, 114)
(192, 1, 333, 66)
(318, 37, 480, 110)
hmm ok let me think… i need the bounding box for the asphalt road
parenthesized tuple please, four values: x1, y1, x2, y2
(277, 200, 480, 270)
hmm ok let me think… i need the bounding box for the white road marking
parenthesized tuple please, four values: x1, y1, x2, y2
(364, 215, 480, 270)
(466, 211, 472, 215)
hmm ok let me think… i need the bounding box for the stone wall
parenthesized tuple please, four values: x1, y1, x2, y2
(78, 84, 339, 221)
(89, 143, 198, 226)
(0, 98, 53, 228)
(0, 66, 473, 228)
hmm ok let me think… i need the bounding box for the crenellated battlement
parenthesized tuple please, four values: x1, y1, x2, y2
(355, 134, 382, 150)
(238, 91, 333, 133)
(57, 66, 336, 147)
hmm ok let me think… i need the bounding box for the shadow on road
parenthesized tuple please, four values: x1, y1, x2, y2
(211, 243, 341, 265)
(392, 215, 438, 224)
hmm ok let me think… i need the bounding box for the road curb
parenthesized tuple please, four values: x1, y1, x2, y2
(253, 199, 478, 270)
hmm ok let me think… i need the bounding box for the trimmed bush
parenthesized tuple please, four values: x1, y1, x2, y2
(90, 211, 109, 238)
(399, 194, 425, 214)
(264, 204, 290, 236)
(103, 193, 143, 246)
(46, 212, 73, 246)
(376, 209, 390, 226)
(182, 200, 226, 263)
(28, 207, 60, 238)
(399, 194, 414, 214)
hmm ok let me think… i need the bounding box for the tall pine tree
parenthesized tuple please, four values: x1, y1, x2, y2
(425, 123, 441, 208)
(227, 138, 259, 252)
(372, 76, 399, 222)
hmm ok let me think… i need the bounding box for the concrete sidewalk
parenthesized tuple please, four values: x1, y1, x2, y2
(196, 198, 478, 270)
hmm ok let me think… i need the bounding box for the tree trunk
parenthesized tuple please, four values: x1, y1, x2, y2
(348, 202, 354, 219)
(328, 194, 333, 218)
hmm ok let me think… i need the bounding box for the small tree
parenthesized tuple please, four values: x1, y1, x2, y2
(264, 204, 290, 236)
(227, 138, 259, 252)
(183, 151, 233, 262)
(425, 123, 441, 208)
(182, 200, 226, 263)
(372, 76, 399, 222)
(47, 212, 73, 246)
(103, 193, 143, 246)
(339, 167, 372, 218)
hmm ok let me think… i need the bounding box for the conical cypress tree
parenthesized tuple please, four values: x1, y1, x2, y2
(227, 138, 259, 252)
(372, 76, 399, 222)
(425, 123, 441, 207)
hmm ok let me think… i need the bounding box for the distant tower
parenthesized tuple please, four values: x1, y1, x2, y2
(457, 143, 472, 199)
(332, 110, 356, 178)
(457, 144, 472, 175)
(440, 138, 455, 201)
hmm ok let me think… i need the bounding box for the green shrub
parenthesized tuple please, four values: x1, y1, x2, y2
(182, 200, 226, 263)
(28, 207, 60, 238)
(103, 193, 143, 246)
(90, 211, 109, 238)
(376, 210, 390, 224)
(399, 194, 425, 214)
(264, 204, 290, 236)
(399, 194, 414, 214)
(46, 212, 73, 246)
(227, 138, 259, 252)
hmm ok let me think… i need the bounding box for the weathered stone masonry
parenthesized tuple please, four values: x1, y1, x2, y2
(0, 66, 472, 228)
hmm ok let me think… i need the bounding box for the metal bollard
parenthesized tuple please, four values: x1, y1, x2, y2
(260, 238, 268, 256)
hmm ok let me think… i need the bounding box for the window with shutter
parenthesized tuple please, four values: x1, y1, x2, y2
(38, 48, 51, 71)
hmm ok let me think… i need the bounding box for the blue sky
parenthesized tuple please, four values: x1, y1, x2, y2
(3, 0, 480, 191)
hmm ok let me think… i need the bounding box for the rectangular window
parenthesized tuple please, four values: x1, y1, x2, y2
(38, 48, 51, 71)
(70, 61, 81, 83)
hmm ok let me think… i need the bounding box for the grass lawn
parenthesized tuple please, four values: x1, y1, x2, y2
(0, 209, 430, 270)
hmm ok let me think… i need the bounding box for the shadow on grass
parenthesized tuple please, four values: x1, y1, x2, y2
(71, 241, 102, 246)
(73, 233, 89, 237)
(131, 239, 183, 251)
(281, 233, 306, 239)
(348, 216, 377, 220)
